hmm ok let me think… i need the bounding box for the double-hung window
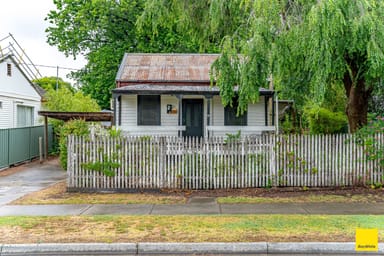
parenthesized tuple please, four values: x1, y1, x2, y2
(224, 98, 247, 126)
(137, 95, 161, 125)
(17, 105, 34, 127)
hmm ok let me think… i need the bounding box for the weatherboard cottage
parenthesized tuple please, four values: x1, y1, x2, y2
(112, 53, 277, 137)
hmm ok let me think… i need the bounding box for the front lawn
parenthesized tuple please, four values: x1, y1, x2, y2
(11, 182, 186, 205)
(10, 181, 384, 205)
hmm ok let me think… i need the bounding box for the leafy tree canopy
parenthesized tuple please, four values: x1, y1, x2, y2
(42, 87, 101, 144)
(33, 76, 74, 92)
(46, 0, 217, 109)
(46, 0, 384, 132)
(140, 0, 384, 132)
(43, 87, 100, 112)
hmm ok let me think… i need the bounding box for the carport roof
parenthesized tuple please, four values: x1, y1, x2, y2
(38, 111, 113, 122)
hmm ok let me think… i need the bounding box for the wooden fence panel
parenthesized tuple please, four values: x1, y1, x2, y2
(67, 133, 384, 191)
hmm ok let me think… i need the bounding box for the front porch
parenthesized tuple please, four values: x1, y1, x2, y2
(112, 84, 277, 137)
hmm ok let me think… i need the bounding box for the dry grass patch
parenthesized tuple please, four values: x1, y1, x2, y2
(217, 194, 384, 204)
(10, 180, 384, 205)
(11, 182, 186, 205)
(0, 215, 383, 244)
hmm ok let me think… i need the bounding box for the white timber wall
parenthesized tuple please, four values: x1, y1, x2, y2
(0, 60, 41, 129)
(120, 94, 137, 127)
(248, 96, 266, 126)
(119, 94, 271, 137)
(161, 95, 179, 126)
(211, 95, 268, 136)
(119, 94, 180, 136)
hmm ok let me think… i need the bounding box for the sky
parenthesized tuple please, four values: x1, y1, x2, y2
(0, 0, 86, 85)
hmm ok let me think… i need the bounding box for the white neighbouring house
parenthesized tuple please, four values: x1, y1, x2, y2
(0, 54, 44, 128)
(112, 53, 278, 137)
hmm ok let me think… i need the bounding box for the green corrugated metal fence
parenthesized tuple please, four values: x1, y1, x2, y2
(0, 125, 54, 168)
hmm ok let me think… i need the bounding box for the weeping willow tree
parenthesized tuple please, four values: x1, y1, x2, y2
(140, 0, 384, 132)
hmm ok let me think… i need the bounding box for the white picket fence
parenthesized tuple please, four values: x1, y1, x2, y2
(67, 133, 384, 191)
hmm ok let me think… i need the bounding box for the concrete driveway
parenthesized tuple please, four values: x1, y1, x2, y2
(0, 158, 66, 205)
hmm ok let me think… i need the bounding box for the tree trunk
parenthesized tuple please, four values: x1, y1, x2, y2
(343, 73, 370, 133)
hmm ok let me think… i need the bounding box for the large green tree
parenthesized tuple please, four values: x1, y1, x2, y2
(46, 0, 214, 109)
(46, 0, 142, 109)
(43, 87, 100, 113)
(33, 76, 74, 92)
(141, 0, 384, 132)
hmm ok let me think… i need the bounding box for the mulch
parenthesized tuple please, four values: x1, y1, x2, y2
(160, 186, 384, 200)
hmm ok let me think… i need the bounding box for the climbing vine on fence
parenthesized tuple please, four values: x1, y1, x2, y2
(80, 134, 123, 177)
(81, 154, 121, 177)
(355, 115, 384, 168)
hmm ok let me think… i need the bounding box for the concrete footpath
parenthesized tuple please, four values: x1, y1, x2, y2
(1, 200, 384, 216)
(1, 159, 384, 255)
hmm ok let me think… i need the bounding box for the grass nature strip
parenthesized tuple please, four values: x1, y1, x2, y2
(217, 194, 383, 204)
(0, 215, 383, 243)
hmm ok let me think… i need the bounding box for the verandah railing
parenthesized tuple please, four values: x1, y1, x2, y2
(67, 134, 384, 191)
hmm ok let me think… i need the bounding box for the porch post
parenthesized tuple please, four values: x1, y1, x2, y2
(204, 95, 212, 138)
(272, 94, 275, 126)
(176, 94, 183, 137)
(275, 92, 279, 134)
(118, 96, 122, 126)
(264, 96, 269, 126)
(112, 94, 117, 126)
(112, 95, 122, 126)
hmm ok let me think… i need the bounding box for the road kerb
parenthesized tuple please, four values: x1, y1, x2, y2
(1, 242, 384, 255)
(137, 242, 268, 254)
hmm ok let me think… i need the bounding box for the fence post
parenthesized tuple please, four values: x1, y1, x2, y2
(273, 134, 279, 187)
(39, 136, 43, 163)
(270, 134, 278, 187)
(159, 136, 166, 188)
(67, 135, 73, 188)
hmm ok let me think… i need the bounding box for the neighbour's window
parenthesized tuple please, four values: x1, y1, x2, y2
(7, 63, 12, 76)
(17, 105, 34, 127)
(224, 98, 247, 126)
(138, 95, 161, 125)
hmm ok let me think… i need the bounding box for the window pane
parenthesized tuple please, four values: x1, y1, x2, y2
(224, 99, 247, 126)
(138, 95, 160, 125)
(17, 105, 33, 127)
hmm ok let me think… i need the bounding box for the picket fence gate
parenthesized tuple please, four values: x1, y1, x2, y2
(67, 133, 384, 191)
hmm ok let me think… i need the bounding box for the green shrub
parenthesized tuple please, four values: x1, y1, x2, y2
(58, 120, 90, 169)
(355, 114, 384, 168)
(306, 107, 348, 134)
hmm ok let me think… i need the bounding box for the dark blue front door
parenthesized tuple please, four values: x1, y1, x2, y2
(182, 99, 203, 137)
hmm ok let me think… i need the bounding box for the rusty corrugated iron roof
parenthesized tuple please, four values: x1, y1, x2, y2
(116, 53, 220, 82)
(112, 84, 275, 96)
